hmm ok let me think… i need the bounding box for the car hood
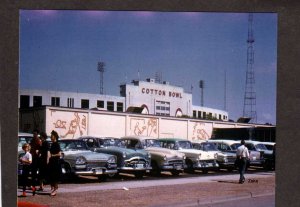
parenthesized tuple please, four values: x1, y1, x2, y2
(94, 146, 149, 157)
(179, 149, 215, 160)
(63, 149, 112, 161)
(146, 147, 185, 158)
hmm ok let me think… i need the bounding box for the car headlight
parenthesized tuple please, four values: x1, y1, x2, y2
(75, 156, 86, 165)
(148, 153, 151, 159)
(108, 156, 116, 164)
(122, 152, 127, 158)
(183, 155, 186, 160)
(214, 153, 218, 159)
(163, 155, 167, 161)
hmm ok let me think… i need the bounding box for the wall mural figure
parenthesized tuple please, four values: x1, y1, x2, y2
(134, 122, 147, 136)
(61, 113, 83, 138)
(147, 118, 158, 137)
(130, 118, 158, 137)
(191, 122, 210, 140)
(51, 112, 87, 139)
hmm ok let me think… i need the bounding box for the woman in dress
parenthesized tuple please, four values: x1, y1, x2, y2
(48, 130, 61, 196)
(38, 132, 50, 191)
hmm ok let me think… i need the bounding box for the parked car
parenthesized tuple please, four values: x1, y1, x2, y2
(78, 136, 152, 178)
(244, 140, 273, 170)
(158, 138, 218, 174)
(261, 142, 276, 151)
(18, 132, 33, 154)
(192, 140, 236, 171)
(261, 142, 276, 170)
(121, 136, 186, 176)
(59, 139, 118, 181)
(208, 139, 263, 168)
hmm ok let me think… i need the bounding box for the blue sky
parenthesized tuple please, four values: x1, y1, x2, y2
(19, 10, 277, 124)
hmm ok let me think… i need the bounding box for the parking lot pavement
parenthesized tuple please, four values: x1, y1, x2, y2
(17, 171, 275, 207)
(56, 171, 274, 193)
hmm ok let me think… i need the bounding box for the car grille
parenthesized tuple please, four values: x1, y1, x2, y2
(125, 158, 149, 168)
(168, 159, 184, 166)
(201, 159, 216, 164)
(227, 157, 236, 162)
(86, 161, 107, 169)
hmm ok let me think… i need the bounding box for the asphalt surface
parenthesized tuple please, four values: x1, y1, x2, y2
(17, 170, 275, 207)
(56, 171, 274, 193)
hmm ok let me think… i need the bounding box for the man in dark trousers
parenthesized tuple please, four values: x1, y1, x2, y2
(236, 139, 250, 184)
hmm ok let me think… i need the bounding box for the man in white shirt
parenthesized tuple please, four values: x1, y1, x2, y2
(236, 140, 249, 184)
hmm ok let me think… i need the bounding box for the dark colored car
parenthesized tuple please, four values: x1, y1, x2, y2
(78, 136, 152, 178)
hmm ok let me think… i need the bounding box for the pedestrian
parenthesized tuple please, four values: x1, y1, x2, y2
(236, 139, 249, 184)
(48, 130, 62, 196)
(19, 143, 34, 197)
(38, 132, 50, 191)
(29, 129, 42, 194)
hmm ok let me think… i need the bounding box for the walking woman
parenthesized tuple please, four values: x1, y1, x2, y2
(48, 130, 61, 196)
(38, 132, 50, 191)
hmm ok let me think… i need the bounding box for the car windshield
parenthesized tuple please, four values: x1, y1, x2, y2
(102, 138, 121, 147)
(119, 139, 143, 149)
(255, 144, 268, 151)
(177, 141, 193, 149)
(59, 140, 89, 151)
(231, 143, 241, 150)
(144, 139, 161, 147)
(18, 136, 32, 148)
(200, 143, 218, 151)
(264, 144, 274, 151)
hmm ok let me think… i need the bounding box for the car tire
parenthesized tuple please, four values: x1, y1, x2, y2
(134, 171, 145, 179)
(171, 170, 180, 176)
(202, 169, 208, 174)
(150, 162, 161, 177)
(184, 160, 194, 173)
(98, 175, 108, 182)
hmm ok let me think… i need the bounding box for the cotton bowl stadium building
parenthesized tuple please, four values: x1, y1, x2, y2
(19, 78, 275, 142)
(20, 78, 228, 121)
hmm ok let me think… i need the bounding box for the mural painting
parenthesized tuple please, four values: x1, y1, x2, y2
(191, 122, 211, 140)
(51, 111, 88, 138)
(130, 117, 158, 137)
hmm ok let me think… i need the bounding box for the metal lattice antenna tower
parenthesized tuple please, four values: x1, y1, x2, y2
(97, 61, 105, 94)
(243, 13, 257, 123)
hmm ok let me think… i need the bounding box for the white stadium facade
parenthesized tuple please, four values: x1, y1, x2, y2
(20, 78, 229, 121)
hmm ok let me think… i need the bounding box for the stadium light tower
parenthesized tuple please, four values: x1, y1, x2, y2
(199, 80, 204, 107)
(97, 61, 105, 95)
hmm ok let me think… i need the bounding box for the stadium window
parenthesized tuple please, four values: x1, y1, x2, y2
(81, 99, 89, 109)
(198, 111, 202, 118)
(67, 98, 74, 108)
(20, 95, 30, 108)
(97, 100, 104, 108)
(117, 102, 123, 112)
(33, 96, 42, 107)
(193, 110, 196, 118)
(107, 101, 114, 111)
(51, 97, 60, 107)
